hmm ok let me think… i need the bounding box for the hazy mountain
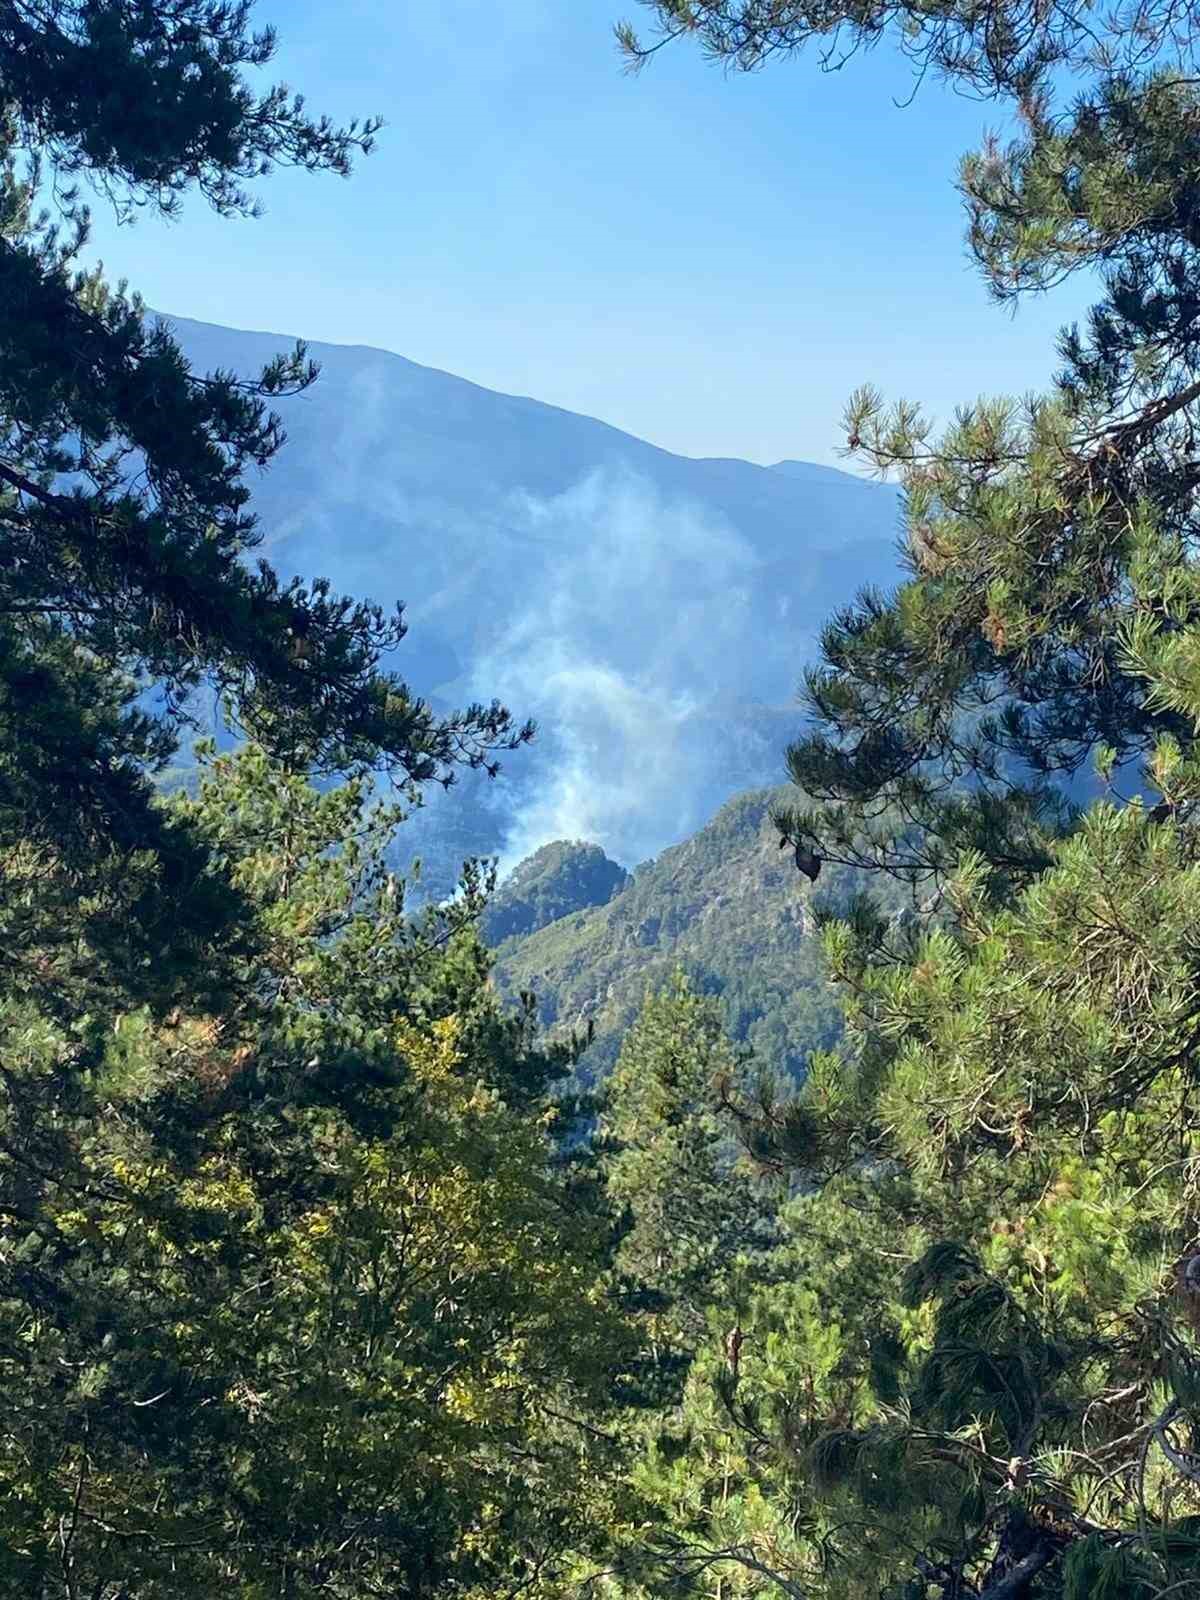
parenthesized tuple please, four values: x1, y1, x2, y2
(164, 314, 903, 895)
(479, 841, 629, 945)
(488, 787, 907, 1086)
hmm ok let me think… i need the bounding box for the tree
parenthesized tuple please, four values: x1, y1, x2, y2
(0, 746, 633, 1600)
(606, 822, 1200, 1600)
(0, 6, 603, 1594)
(616, 0, 1199, 97)
(605, 1, 1200, 1596)
(601, 974, 778, 1379)
(0, 1, 531, 902)
(623, 1, 1200, 897)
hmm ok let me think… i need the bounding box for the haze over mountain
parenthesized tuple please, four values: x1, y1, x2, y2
(166, 314, 902, 891)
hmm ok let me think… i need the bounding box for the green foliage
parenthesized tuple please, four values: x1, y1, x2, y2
(0, 5, 632, 1594)
(601, 973, 778, 1354)
(0, 749, 634, 1599)
(599, 1, 1200, 1597)
(0, 0, 380, 218)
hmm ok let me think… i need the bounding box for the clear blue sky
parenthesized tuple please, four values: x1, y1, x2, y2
(85, 0, 1095, 467)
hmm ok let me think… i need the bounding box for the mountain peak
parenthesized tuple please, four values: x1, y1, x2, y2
(482, 841, 628, 944)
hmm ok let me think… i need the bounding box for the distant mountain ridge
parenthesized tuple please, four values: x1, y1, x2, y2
(163, 313, 903, 895)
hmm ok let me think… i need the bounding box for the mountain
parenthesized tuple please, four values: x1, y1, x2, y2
(488, 787, 906, 1085)
(164, 314, 903, 896)
(479, 841, 629, 945)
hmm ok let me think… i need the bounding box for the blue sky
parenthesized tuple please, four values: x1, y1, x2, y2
(86, 0, 1095, 467)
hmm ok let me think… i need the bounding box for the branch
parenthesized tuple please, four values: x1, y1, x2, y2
(1093, 379, 1200, 452)
(653, 1542, 808, 1599)
(978, 1541, 1058, 1599)
(0, 458, 69, 510)
(1153, 1399, 1200, 1484)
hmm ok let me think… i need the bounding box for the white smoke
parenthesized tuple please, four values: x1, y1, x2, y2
(468, 468, 782, 874)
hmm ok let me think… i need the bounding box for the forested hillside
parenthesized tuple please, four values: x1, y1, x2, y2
(480, 839, 630, 943)
(490, 788, 889, 1082)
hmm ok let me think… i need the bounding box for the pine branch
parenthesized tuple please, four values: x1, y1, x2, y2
(0, 457, 64, 509)
(977, 1541, 1058, 1599)
(1153, 1399, 1200, 1485)
(653, 1542, 809, 1599)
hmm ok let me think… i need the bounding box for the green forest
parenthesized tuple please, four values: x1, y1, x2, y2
(8, 1, 1200, 1597)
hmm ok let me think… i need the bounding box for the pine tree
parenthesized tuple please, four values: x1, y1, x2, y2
(601, 974, 778, 1392)
(622, 1, 1200, 895)
(604, 2, 1200, 1597)
(0, 747, 633, 1599)
(0, 6, 605, 1594)
(0, 1, 531, 912)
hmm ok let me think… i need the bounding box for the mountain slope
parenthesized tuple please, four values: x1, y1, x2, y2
(479, 841, 628, 944)
(488, 787, 901, 1084)
(164, 315, 903, 892)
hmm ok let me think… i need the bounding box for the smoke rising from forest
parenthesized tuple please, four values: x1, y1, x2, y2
(467, 469, 796, 873)
(159, 318, 901, 884)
